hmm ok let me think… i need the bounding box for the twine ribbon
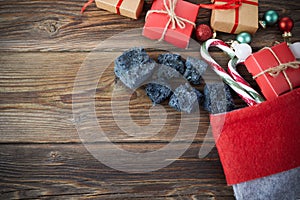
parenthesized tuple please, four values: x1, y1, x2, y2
(145, 0, 196, 41)
(200, 0, 258, 34)
(253, 47, 300, 91)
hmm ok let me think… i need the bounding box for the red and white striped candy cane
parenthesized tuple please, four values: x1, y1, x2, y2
(201, 39, 265, 106)
(227, 58, 265, 103)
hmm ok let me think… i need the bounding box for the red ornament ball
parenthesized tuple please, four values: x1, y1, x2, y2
(196, 24, 213, 42)
(279, 17, 294, 33)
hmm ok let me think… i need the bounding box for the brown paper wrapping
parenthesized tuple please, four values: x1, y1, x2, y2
(211, 0, 258, 34)
(95, 0, 144, 19)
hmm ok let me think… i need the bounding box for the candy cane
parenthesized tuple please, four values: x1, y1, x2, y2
(227, 58, 265, 103)
(201, 39, 264, 106)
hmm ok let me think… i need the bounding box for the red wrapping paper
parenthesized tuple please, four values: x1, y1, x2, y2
(245, 42, 300, 100)
(210, 88, 300, 185)
(142, 0, 199, 48)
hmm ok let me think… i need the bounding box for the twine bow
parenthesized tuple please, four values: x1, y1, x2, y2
(253, 47, 300, 90)
(146, 0, 196, 41)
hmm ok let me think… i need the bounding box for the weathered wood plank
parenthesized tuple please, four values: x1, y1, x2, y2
(0, 143, 234, 199)
(0, 0, 299, 52)
(0, 52, 249, 143)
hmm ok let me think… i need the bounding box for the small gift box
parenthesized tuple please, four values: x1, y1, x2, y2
(210, 0, 259, 34)
(245, 42, 300, 100)
(143, 0, 199, 48)
(95, 0, 144, 19)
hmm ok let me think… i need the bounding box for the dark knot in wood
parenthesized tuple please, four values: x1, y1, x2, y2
(38, 19, 61, 36)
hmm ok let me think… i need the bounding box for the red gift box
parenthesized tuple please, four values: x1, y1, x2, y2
(245, 42, 300, 100)
(142, 0, 199, 48)
(211, 88, 300, 185)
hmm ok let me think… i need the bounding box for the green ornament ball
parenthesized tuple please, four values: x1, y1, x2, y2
(264, 10, 279, 26)
(236, 32, 252, 44)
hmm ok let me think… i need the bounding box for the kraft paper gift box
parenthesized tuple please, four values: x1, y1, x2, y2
(244, 42, 300, 100)
(210, 88, 300, 199)
(95, 0, 144, 19)
(210, 0, 259, 34)
(143, 0, 199, 48)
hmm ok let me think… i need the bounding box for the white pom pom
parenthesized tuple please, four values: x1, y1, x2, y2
(289, 42, 300, 59)
(233, 43, 252, 61)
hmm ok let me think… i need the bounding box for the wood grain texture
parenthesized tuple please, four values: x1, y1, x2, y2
(0, 0, 299, 52)
(0, 0, 299, 199)
(1, 51, 246, 143)
(0, 144, 234, 199)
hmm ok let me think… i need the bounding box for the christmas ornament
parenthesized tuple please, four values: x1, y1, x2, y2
(289, 42, 300, 59)
(279, 17, 294, 35)
(264, 10, 279, 25)
(196, 24, 213, 42)
(279, 17, 294, 44)
(259, 10, 279, 28)
(236, 32, 252, 44)
(232, 42, 253, 61)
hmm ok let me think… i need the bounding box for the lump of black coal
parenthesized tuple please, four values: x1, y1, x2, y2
(145, 83, 172, 104)
(169, 83, 204, 113)
(203, 83, 235, 114)
(184, 56, 208, 85)
(157, 53, 185, 75)
(114, 47, 156, 89)
(145, 57, 183, 105)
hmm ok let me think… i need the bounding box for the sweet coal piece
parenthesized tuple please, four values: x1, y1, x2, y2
(146, 83, 172, 104)
(114, 47, 157, 89)
(145, 62, 182, 105)
(157, 53, 185, 75)
(169, 83, 204, 113)
(203, 83, 235, 114)
(184, 56, 208, 85)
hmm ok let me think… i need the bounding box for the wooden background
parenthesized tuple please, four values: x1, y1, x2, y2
(0, 0, 299, 199)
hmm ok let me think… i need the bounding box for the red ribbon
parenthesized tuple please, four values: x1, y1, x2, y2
(231, 2, 240, 33)
(81, 0, 95, 14)
(199, 0, 242, 10)
(116, 0, 124, 15)
(200, 0, 258, 33)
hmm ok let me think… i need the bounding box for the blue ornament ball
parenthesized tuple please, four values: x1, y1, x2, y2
(264, 10, 279, 26)
(236, 32, 252, 44)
